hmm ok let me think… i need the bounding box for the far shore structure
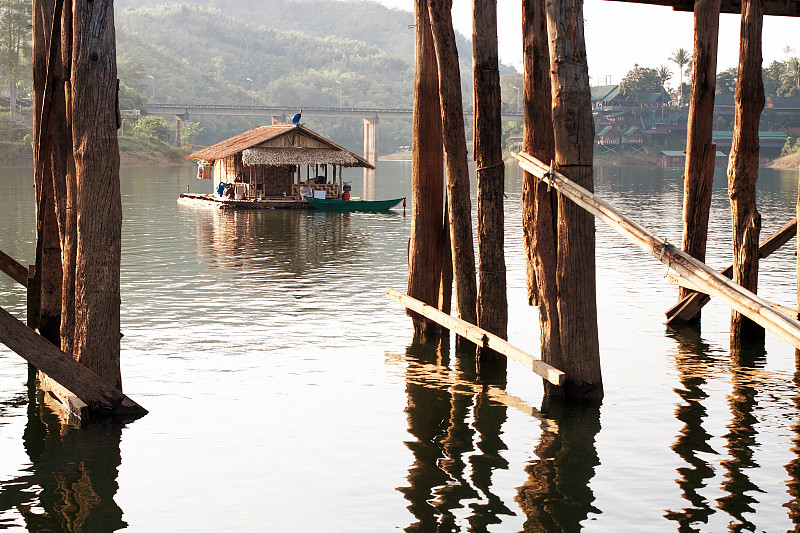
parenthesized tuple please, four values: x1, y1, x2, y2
(184, 123, 374, 208)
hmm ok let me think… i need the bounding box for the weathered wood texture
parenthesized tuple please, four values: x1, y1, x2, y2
(515, 152, 800, 351)
(0, 306, 146, 415)
(545, 0, 602, 401)
(408, 0, 445, 341)
(473, 0, 508, 352)
(0, 250, 28, 287)
(522, 0, 561, 396)
(666, 217, 796, 324)
(427, 0, 477, 326)
(601, 0, 800, 16)
(33, 0, 64, 346)
(387, 287, 564, 385)
(679, 0, 721, 314)
(71, 0, 123, 390)
(728, 0, 765, 343)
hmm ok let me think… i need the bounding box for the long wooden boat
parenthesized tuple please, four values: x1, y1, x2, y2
(305, 196, 405, 212)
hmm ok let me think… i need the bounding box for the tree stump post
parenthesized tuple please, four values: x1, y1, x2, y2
(545, 0, 602, 401)
(677, 0, 721, 324)
(427, 0, 477, 328)
(408, 0, 445, 342)
(729, 0, 765, 344)
(523, 0, 561, 396)
(473, 0, 508, 371)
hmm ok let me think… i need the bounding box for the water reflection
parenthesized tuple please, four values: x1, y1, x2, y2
(397, 338, 515, 531)
(717, 344, 767, 530)
(784, 356, 800, 525)
(0, 384, 123, 532)
(665, 326, 718, 528)
(515, 402, 602, 532)
(395, 339, 602, 532)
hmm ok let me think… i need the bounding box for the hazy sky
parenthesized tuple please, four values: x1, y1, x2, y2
(373, 0, 799, 87)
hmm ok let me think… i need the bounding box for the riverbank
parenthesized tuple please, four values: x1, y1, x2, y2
(0, 137, 190, 167)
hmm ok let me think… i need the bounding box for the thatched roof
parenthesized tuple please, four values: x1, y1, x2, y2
(242, 147, 366, 167)
(186, 124, 374, 169)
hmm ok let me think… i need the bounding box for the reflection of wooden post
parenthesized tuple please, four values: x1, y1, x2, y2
(427, 0, 477, 327)
(546, 0, 602, 401)
(408, 0, 444, 341)
(473, 0, 507, 369)
(678, 0, 721, 324)
(729, 0, 765, 344)
(523, 0, 561, 396)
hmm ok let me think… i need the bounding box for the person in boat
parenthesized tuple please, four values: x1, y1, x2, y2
(342, 189, 350, 201)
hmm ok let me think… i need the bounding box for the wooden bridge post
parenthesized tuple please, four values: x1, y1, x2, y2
(407, 0, 445, 341)
(473, 0, 508, 371)
(545, 0, 602, 401)
(427, 0, 477, 328)
(677, 0, 721, 324)
(71, 0, 123, 390)
(729, 0, 765, 344)
(522, 0, 561, 396)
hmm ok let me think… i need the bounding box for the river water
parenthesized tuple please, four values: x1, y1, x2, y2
(1, 161, 800, 532)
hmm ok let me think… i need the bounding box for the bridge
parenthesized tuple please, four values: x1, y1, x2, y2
(147, 103, 524, 165)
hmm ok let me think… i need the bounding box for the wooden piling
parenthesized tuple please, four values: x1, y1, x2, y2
(473, 0, 508, 365)
(522, 0, 561, 396)
(677, 0, 721, 323)
(427, 0, 477, 327)
(728, 0, 765, 344)
(407, 0, 445, 341)
(544, 0, 602, 401)
(71, 0, 123, 390)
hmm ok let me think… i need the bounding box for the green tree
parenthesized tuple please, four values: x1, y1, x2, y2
(0, 0, 31, 115)
(181, 121, 203, 147)
(619, 64, 662, 104)
(134, 115, 173, 142)
(656, 65, 672, 91)
(670, 48, 691, 106)
(716, 67, 737, 95)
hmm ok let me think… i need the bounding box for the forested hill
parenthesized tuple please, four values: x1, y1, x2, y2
(116, 0, 424, 65)
(114, 1, 505, 151)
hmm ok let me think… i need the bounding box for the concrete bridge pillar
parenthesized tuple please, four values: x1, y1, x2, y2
(363, 116, 378, 167)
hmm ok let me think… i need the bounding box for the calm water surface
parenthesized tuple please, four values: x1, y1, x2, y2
(1, 161, 800, 531)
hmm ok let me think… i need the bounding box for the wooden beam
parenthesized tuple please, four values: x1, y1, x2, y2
(385, 287, 564, 386)
(668, 273, 799, 318)
(0, 249, 28, 287)
(514, 152, 800, 350)
(0, 305, 147, 416)
(601, 0, 800, 17)
(665, 217, 796, 324)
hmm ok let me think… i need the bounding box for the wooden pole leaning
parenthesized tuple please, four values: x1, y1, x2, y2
(0, 306, 147, 417)
(514, 152, 800, 351)
(0, 249, 28, 287)
(386, 287, 564, 386)
(666, 218, 796, 324)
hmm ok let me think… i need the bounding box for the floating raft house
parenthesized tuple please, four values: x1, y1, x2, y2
(182, 123, 374, 209)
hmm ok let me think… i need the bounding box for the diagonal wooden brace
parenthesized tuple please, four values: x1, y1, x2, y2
(665, 218, 797, 325)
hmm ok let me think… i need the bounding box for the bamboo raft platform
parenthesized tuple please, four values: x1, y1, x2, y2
(178, 192, 312, 210)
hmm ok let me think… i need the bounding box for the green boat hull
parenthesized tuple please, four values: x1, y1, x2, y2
(305, 196, 405, 212)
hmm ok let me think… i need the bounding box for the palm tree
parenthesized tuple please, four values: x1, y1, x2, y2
(670, 48, 691, 107)
(786, 57, 800, 89)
